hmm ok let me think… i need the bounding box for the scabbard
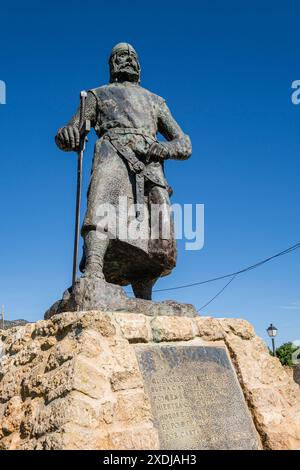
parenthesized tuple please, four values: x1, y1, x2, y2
(107, 138, 146, 221)
(135, 172, 144, 222)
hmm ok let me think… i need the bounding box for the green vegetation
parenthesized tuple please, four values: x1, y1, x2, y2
(270, 342, 299, 366)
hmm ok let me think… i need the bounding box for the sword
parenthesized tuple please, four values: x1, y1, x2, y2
(72, 91, 90, 288)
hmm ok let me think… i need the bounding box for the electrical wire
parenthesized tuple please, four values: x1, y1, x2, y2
(197, 274, 237, 312)
(153, 241, 300, 293)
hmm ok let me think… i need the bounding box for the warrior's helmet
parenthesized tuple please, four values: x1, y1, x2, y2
(109, 43, 141, 83)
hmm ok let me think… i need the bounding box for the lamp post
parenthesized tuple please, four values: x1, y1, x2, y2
(267, 323, 278, 357)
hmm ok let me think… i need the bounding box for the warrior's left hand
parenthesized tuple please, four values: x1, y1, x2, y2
(147, 142, 169, 162)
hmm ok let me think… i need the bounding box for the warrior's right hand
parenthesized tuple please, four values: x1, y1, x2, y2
(55, 125, 80, 151)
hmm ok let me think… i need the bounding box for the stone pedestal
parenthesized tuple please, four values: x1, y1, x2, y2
(0, 311, 300, 450)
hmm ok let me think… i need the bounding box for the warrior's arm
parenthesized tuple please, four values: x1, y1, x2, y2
(67, 91, 97, 127)
(151, 100, 192, 160)
(55, 91, 97, 151)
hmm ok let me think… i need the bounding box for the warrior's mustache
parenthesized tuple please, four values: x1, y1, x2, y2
(116, 62, 139, 73)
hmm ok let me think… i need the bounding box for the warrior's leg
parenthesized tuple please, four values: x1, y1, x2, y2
(81, 230, 109, 280)
(131, 277, 158, 300)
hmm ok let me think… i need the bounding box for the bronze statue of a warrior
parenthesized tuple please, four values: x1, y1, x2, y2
(53, 42, 192, 307)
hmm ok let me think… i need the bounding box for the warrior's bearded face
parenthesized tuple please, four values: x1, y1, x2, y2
(109, 48, 141, 84)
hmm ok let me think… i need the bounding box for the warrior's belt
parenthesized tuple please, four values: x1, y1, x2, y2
(104, 130, 165, 222)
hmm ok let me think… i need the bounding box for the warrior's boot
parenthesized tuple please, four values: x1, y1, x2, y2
(81, 230, 109, 280)
(131, 278, 158, 300)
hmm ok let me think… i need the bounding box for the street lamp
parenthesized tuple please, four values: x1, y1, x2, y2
(267, 323, 278, 357)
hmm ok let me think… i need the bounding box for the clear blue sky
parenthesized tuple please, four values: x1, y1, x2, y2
(1, 0, 299, 349)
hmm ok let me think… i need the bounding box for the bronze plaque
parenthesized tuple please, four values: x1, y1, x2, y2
(135, 344, 260, 450)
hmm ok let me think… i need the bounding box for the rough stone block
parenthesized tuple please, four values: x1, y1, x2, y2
(115, 313, 152, 343)
(151, 316, 196, 342)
